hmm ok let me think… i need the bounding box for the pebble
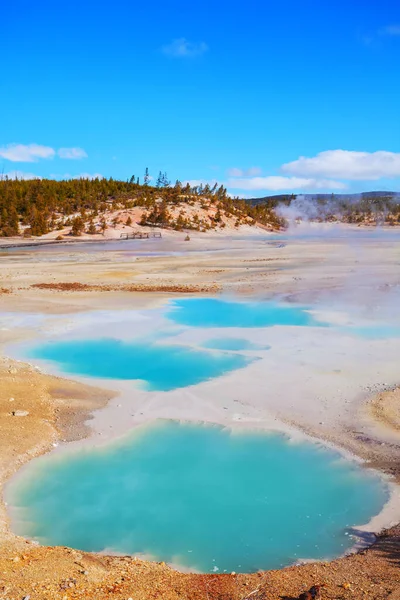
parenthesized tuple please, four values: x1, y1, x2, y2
(12, 410, 29, 417)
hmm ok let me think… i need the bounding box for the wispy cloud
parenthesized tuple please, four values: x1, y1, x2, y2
(69, 173, 103, 180)
(1, 170, 40, 180)
(52, 173, 103, 180)
(0, 143, 55, 162)
(0, 143, 88, 162)
(380, 24, 400, 36)
(58, 147, 88, 160)
(282, 149, 400, 180)
(226, 176, 347, 192)
(227, 167, 262, 177)
(162, 38, 208, 58)
(184, 178, 218, 188)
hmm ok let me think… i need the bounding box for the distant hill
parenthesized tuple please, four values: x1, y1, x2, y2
(244, 191, 400, 226)
(246, 191, 400, 207)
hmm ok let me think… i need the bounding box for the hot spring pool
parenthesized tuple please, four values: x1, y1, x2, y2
(166, 298, 322, 328)
(27, 338, 253, 391)
(7, 421, 387, 573)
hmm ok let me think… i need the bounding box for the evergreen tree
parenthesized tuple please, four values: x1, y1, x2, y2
(100, 217, 107, 235)
(71, 216, 85, 236)
(87, 221, 97, 234)
(156, 171, 163, 188)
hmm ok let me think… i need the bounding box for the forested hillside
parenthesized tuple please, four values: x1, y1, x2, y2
(0, 176, 283, 237)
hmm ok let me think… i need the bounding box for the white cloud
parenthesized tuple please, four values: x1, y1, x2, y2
(162, 38, 208, 58)
(227, 167, 262, 177)
(380, 24, 400, 36)
(184, 179, 218, 187)
(0, 143, 55, 162)
(62, 173, 103, 180)
(1, 170, 40, 180)
(0, 143, 88, 162)
(74, 173, 103, 180)
(58, 147, 88, 159)
(282, 150, 400, 180)
(226, 176, 347, 192)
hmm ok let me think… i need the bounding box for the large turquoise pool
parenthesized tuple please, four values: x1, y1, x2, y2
(7, 421, 387, 573)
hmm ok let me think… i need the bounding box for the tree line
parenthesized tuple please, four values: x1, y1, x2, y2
(0, 172, 283, 237)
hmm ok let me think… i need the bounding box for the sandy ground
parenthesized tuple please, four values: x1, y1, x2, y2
(0, 225, 400, 599)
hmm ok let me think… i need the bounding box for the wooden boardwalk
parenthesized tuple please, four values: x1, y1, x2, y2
(120, 231, 162, 240)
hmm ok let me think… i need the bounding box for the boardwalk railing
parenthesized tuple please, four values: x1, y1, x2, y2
(120, 231, 162, 240)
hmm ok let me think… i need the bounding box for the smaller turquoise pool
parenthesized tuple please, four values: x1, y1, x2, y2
(28, 339, 253, 391)
(167, 298, 322, 328)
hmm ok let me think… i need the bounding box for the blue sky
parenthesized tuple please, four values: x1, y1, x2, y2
(1, 0, 400, 196)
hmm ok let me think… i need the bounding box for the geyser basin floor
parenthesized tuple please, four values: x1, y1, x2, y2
(7, 421, 387, 574)
(27, 338, 252, 391)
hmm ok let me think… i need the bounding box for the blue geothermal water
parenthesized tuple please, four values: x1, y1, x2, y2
(202, 338, 270, 351)
(7, 421, 387, 573)
(27, 338, 253, 391)
(166, 298, 322, 328)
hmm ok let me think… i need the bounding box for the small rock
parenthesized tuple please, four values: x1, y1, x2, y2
(9, 397, 15, 402)
(22, 596, 31, 600)
(12, 410, 29, 417)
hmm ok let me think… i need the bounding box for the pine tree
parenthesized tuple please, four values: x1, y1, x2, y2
(71, 216, 85, 236)
(100, 217, 107, 236)
(162, 172, 170, 188)
(156, 171, 163, 188)
(87, 221, 97, 234)
(144, 168, 150, 186)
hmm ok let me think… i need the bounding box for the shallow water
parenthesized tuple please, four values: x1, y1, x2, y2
(345, 325, 400, 339)
(202, 338, 270, 351)
(28, 338, 252, 391)
(8, 421, 387, 573)
(167, 298, 322, 328)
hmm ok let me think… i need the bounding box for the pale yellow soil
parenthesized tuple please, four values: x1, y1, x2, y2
(369, 389, 400, 434)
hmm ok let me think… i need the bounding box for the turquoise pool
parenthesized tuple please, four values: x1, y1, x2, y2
(166, 298, 323, 328)
(28, 338, 253, 391)
(7, 421, 387, 573)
